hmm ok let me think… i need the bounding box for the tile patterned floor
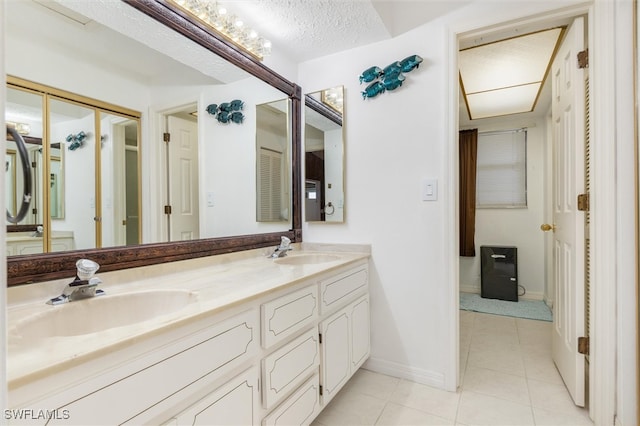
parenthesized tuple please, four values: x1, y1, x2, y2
(312, 311, 593, 426)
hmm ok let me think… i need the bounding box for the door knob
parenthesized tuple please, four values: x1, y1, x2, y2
(540, 223, 556, 232)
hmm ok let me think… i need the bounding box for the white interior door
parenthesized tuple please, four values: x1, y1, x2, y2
(550, 16, 586, 407)
(167, 115, 199, 241)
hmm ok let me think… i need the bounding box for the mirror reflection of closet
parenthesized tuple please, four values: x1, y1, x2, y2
(304, 86, 345, 223)
(6, 85, 44, 231)
(5, 78, 141, 255)
(100, 111, 140, 247)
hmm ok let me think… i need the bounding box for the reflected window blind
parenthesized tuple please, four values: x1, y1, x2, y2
(476, 129, 527, 208)
(258, 148, 283, 221)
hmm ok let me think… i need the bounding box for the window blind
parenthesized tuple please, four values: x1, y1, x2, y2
(258, 148, 283, 221)
(476, 129, 527, 208)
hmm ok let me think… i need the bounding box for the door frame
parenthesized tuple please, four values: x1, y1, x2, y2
(150, 101, 199, 243)
(445, 3, 619, 424)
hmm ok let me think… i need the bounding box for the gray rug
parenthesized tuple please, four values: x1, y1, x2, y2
(460, 292, 553, 322)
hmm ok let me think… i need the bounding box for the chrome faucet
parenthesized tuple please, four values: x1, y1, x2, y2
(31, 225, 44, 237)
(47, 259, 105, 305)
(270, 236, 293, 258)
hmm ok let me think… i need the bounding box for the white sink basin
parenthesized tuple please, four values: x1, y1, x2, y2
(274, 253, 342, 265)
(13, 290, 198, 341)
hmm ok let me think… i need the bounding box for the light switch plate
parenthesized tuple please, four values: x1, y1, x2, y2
(422, 178, 438, 201)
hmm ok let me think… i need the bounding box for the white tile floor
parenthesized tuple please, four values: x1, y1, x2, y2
(312, 311, 593, 426)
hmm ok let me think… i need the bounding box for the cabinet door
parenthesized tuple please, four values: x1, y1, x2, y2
(262, 374, 321, 426)
(319, 308, 350, 405)
(319, 294, 370, 406)
(350, 296, 370, 372)
(173, 367, 259, 426)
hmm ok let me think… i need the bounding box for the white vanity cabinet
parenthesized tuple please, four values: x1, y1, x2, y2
(45, 309, 260, 426)
(319, 294, 370, 405)
(10, 256, 370, 426)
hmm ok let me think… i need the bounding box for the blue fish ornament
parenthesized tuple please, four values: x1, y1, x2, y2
(217, 111, 231, 123)
(382, 73, 406, 91)
(399, 55, 423, 73)
(206, 104, 218, 115)
(359, 66, 383, 84)
(361, 81, 386, 99)
(383, 61, 402, 78)
(218, 102, 233, 113)
(230, 100, 244, 111)
(230, 112, 244, 124)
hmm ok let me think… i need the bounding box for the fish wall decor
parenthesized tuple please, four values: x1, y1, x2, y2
(206, 99, 245, 124)
(66, 131, 89, 151)
(360, 55, 423, 99)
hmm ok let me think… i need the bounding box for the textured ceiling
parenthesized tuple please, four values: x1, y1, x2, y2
(19, 0, 470, 86)
(218, 0, 471, 63)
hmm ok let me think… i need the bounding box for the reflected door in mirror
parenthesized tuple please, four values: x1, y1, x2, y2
(167, 114, 199, 241)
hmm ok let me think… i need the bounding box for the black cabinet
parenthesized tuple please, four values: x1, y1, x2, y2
(480, 246, 518, 302)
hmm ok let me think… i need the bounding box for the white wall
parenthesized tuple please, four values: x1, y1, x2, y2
(299, 0, 595, 391)
(459, 116, 548, 300)
(199, 78, 292, 237)
(615, 0, 638, 423)
(324, 128, 345, 222)
(300, 18, 454, 388)
(1, 0, 8, 412)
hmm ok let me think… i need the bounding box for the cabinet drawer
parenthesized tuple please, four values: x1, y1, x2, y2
(262, 328, 320, 410)
(51, 310, 259, 425)
(171, 367, 259, 426)
(262, 373, 321, 426)
(262, 285, 318, 348)
(320, 265, 367, 313)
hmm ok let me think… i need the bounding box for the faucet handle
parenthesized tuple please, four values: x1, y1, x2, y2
(280, 236, 291, 248)
(76, 258, 99, 280)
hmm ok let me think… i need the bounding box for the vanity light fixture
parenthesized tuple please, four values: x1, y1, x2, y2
(169, 0, 272, 60)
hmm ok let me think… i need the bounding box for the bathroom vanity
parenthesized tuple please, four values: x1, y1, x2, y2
(6, 244, 370, 425)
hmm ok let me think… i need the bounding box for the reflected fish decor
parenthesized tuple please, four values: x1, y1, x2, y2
(66, 131, 88, 151)
(360, 54, 423, 99)
(206, 100, 245, 124)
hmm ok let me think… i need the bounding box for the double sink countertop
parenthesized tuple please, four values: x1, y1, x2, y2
(7, 243, 370, 390)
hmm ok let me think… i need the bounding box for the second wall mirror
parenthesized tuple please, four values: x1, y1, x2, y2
(304, 86, 345, 223)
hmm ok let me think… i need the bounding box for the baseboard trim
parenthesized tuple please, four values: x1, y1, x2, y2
(363, 357, 445, 389)
(459, 286, 544, 301)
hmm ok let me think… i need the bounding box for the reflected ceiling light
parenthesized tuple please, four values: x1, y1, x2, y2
(459, 28, 564, 120)
(170, 0, 271, 60)
(6, 121, 30, 135)
(322, 87, 344, 115)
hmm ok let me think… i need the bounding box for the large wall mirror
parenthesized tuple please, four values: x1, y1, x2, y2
(304, 87, 345, 222)
(6, 0, 301, 285)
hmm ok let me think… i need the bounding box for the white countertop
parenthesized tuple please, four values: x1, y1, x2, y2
(7, 243, 370, 389)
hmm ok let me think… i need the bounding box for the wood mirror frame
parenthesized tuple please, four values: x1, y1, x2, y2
(7, 0, 302, 286)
